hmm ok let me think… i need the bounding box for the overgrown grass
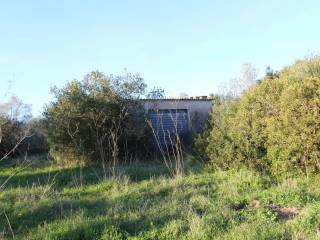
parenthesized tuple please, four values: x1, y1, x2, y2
(1, 157, 320, 239)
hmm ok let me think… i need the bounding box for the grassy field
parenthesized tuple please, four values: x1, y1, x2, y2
(1, 157, 320, 239)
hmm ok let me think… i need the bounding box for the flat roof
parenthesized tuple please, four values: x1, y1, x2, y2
(141, 98, 212, 101)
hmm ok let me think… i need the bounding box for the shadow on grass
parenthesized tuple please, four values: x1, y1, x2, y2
(31, 209, 177, 240)
(0, 157, 209, 238)
(0, 161, 170, 190)
(4, 180, 179, 238)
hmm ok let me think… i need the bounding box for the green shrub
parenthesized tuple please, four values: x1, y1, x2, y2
(0, 96, 47, 158)
(44, 70, 149, 164)
(204, 56, 320, 175)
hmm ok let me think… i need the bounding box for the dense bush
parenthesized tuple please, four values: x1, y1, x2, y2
(203, 56, 320, 176)
(0, 115, 26, 157)
(44, 70, 149, 164)
(0, 97, 48, 159)
(24, 118, 48, 155)
(0, 101, 47, 159)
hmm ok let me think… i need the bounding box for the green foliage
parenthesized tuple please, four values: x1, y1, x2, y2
(205, 97, 239, 169)
(24, 118, 48, 155)
(267, 74, 320, 176)
(0, 114, 26, 157)
(0, 96, 47, 158)
(44, 70, 148, 164)
(203, 56, 320, 175)
(145, 87, 166, 99)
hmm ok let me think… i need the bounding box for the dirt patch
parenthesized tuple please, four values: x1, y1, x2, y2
(249, 200, 261, 208)
(236, 200, 303, 221)
(248, 200, 303, 221)
(269, 203, 303, 220)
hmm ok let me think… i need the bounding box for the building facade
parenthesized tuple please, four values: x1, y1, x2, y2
(142, 98, 212, 151)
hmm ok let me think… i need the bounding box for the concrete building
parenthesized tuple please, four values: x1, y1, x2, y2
(142, 97, 212, 150)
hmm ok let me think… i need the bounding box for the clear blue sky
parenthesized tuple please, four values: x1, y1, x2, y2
(1, 0, 319, 115)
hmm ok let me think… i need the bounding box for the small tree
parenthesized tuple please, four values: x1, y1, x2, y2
(203, 56, 320, 176)
(267, 60, 320, 176)
(44, 70, 148, 168)
(0, 96, 31, 159)
(146, 87, 166, 99)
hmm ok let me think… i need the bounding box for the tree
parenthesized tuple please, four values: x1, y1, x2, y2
(0, 96, 32, 159)
(146, 87, 166, 99)
(44, 70, 148, 166)
(202, 56, 320, 175)
(220, 63, 258, 98)
(266, 59, 320, 176)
